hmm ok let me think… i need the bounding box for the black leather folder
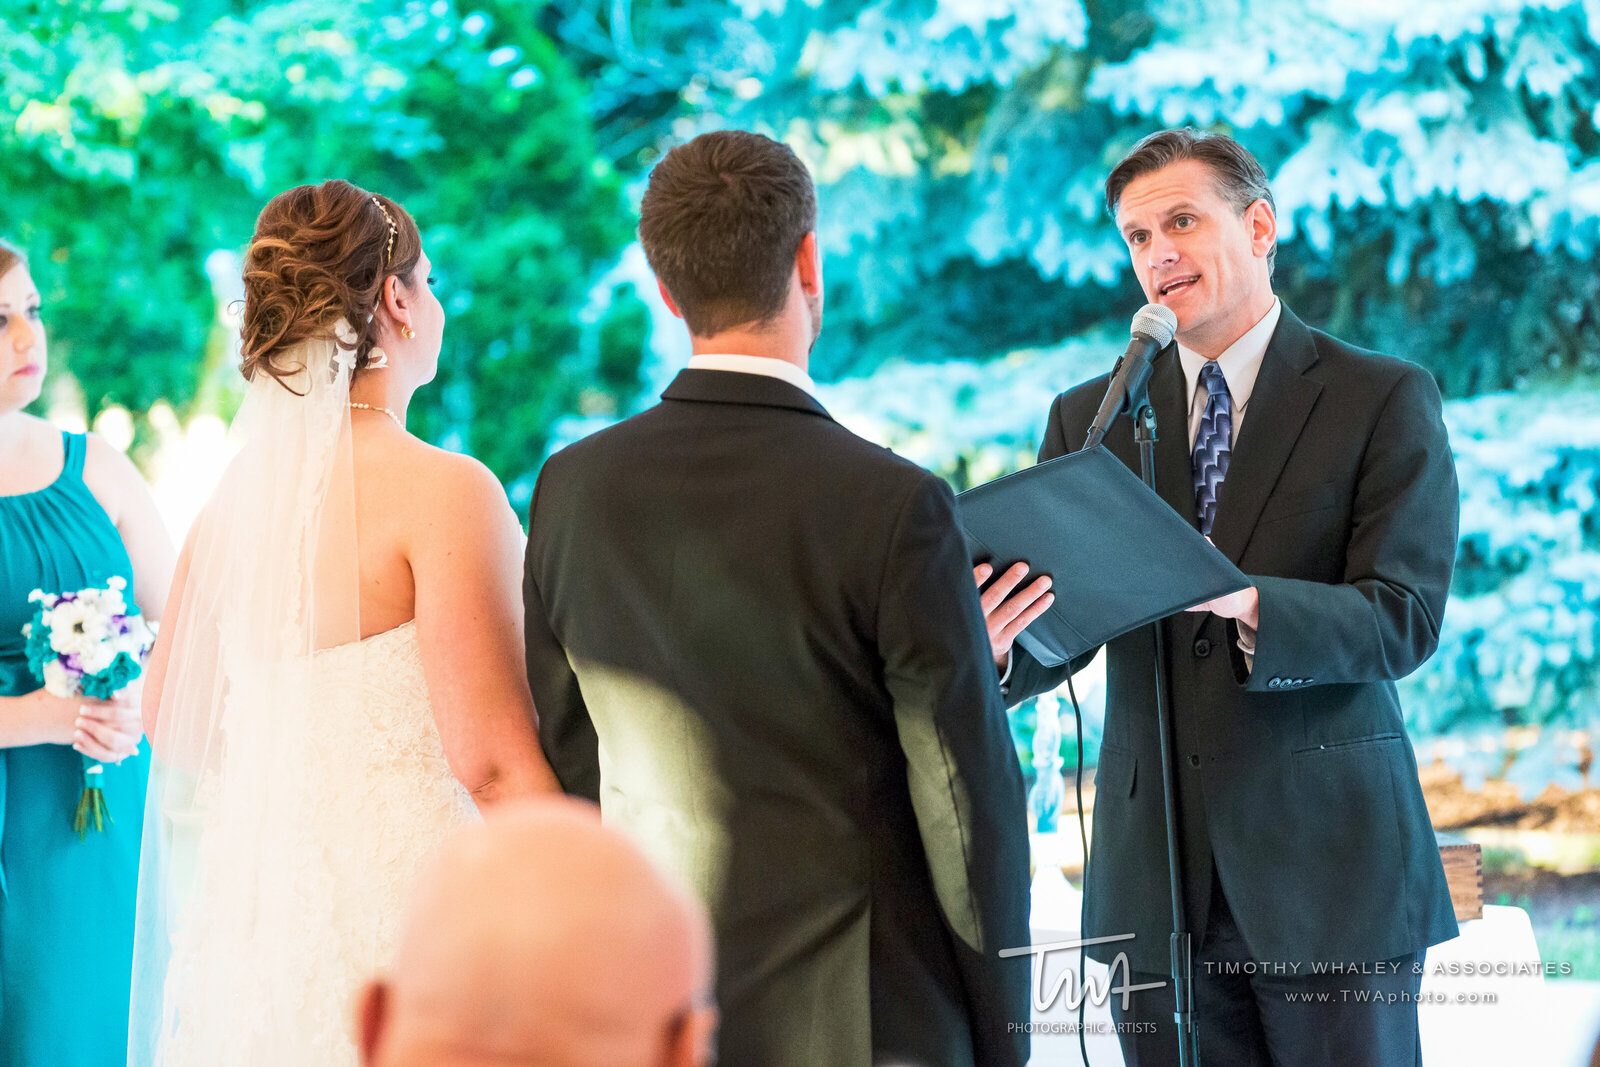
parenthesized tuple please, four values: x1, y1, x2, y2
(956, 445, 1251, 667)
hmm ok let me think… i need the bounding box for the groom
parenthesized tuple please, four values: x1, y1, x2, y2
(524, 130, 1030, 1067)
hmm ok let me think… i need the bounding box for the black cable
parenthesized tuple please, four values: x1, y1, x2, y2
(1063, 668, 1092, 1067)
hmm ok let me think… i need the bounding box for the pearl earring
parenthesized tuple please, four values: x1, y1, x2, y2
(400, 325, 415, 340)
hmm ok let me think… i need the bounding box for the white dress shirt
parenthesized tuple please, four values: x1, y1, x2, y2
(687, 353, 818, 397)
(1177, 296, 1280, 449)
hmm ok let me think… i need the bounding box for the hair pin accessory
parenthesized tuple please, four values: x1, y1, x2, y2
(372, 196, 397, 267)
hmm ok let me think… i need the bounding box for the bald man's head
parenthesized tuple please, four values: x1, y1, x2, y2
(357, 797, 715, 1067)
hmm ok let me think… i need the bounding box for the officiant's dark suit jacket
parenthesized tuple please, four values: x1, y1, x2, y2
(1006, 305, 1459, 974)
(524, 368, 1030, 1067)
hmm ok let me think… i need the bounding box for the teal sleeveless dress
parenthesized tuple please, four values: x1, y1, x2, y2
(0, 431, 151, 1066)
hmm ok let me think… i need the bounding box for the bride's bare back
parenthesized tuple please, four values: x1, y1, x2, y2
(147, 412, 556, 808)
(339, 412, 557, 803)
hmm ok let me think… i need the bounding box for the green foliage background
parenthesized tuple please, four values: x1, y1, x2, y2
(1, 0, 631, 493)
(12, 0, 1600, 475)
(4, 0, 1599, 757)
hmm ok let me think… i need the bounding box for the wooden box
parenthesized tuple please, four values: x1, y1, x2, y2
(1436, 833, 1484, 922)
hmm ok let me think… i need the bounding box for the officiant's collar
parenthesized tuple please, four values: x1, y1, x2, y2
(687, 353, 819, 397)
(1176, 296, 1280, 415)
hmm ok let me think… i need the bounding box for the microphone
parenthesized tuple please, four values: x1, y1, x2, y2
(1082, 303, 1179, 451)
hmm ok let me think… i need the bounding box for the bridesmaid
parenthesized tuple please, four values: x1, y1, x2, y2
(0, 239, 176, 1065)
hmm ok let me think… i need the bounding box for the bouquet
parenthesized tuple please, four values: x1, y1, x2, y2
(22, 576, 156, 838)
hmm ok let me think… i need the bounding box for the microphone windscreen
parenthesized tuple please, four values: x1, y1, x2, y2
(1130, 303, 1179, 346)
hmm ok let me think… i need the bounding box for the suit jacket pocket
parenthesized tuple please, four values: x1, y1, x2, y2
(1255, 481, 1342, 526)
(1290, 734, 1406, 870)
(1254, 734, 1417, 960)
(1094, 743, 1136, 798)
(1292, 732, 1402, 758)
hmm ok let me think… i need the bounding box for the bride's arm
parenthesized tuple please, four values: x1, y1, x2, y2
(409, 454, 560, 809)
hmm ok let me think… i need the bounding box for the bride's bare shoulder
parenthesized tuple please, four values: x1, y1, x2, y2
(370, 433, 517, 531)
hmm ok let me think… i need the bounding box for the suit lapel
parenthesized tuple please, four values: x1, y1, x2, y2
(1146, 344, 1202, 646)
(1149, 344, 1194, 520)
(1096, 344, 1202, 645)
(1208, 308, 1323, 564)
(1096, 344, 1192, 520)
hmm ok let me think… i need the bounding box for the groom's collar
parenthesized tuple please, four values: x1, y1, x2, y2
(686, 353, 818, 396)
(661, 368, 833, 420)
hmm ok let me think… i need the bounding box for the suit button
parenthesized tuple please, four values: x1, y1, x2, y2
(1193, 638, 1212, 658)
(1187, 754, 1201, 768)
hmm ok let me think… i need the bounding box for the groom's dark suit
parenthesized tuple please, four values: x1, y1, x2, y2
(1005, 305, 1459, 1064)
(525, 367, 1030, 1067)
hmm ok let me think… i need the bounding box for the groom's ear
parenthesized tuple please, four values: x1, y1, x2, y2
(795, 232, 821, 296)
(656, 279, 685, 321)
(354, 979, 389, 1065)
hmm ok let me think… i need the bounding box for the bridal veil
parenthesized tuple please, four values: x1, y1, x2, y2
(128, 329, 363, 1063)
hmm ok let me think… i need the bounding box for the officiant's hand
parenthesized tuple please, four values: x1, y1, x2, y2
(974, 562, 1054, 670)
(1184, 586, 1260, 631)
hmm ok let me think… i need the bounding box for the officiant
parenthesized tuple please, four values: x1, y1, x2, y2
(981, 129, 1460, 1066)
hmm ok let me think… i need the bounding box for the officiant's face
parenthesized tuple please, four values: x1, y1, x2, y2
(0, 265, 46, 415)
(1116, 158, 1275, 352)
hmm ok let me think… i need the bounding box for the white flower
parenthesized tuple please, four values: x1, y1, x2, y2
(41, 658, 77, 698)
(49, 598, 118, 655)
(107, 576, 126, 592)
(110, 630, 150, 659)
(78, 644, 115, 675)
(48, 606, 89, 654)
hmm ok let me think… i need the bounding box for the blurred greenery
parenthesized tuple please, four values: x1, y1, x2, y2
(1, 0, 631, 500)
(12, 0, 1600, 484)
(545, 0, 1600, 391)
(4, 0, 1599, 753)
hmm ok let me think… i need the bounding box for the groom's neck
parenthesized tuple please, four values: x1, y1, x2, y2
(687, 325, 812, 377)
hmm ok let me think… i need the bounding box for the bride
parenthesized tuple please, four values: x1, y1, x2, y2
(129, 180, 558, 1065)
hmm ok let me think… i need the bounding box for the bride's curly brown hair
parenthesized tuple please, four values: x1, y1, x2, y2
(240, 179, 422, 390)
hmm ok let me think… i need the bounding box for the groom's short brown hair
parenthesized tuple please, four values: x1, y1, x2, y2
(639, 130, 817, 337)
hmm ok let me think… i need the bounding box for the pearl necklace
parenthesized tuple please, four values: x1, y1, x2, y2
(349, 402, 404, 429)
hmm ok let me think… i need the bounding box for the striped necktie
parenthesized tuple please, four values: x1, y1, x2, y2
(1192, 360, 1233, 537)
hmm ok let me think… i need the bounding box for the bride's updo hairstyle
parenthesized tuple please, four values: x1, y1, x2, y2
(240, 179, 422, 389)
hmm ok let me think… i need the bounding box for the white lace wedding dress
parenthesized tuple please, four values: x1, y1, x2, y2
(157, 620, 477, 1064)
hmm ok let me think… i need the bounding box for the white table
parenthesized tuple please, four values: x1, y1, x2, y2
(1025, 867, 1566, 1066)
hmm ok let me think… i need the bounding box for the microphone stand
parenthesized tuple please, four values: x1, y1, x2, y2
(1081, 313, 1195, 1062)
(1127, 382, 1200, 1067)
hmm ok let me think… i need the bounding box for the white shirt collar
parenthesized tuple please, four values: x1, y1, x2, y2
(1176, 296, 1281, 413)
(686, 353, 818, 398)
